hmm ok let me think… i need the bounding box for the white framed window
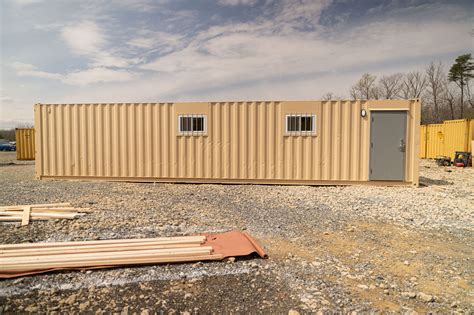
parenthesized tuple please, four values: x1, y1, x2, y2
(285, 114, 316, 135)
(178, 114, 207, 135)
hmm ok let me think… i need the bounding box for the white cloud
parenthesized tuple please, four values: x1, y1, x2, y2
(0, 96, 14, 103)
(11, 62, 63, 80)
(7, 0, 42, 6)
(60, 20, 138, 68)
(217, 0, 258, 6)
(33, 22, 64, 31)
(60, 21, 105, 55)
(128, 31, 183, 51)
(11, 62, 136, 86)
(63, 67, 136, 85)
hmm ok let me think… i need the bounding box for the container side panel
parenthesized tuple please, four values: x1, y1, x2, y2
(35, 100, 415, 184)
(16, 128, 36, 160)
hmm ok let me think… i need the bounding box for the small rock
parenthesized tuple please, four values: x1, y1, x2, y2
(140, 310, 149, 315)
(451, 301, 459, 308)
(288, 310, 300, 315)
(417, 292, 434, 302)
(401, 292, 417, 299)
(357, 284, 369, 290)
(404, 261, 410, 266)
(227, 257, 236, 263)
(25, 305, 38, 312)
(79, 301, 90, 311)
(65, 294, 77, 305)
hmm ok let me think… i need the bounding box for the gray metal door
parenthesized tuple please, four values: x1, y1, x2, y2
(370, 111, 407, 181)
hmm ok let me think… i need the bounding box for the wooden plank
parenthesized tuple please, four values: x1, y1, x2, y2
(0, 247, 213, 264)
(32, 207, 92, 213)
(0, 203, 71, 211)
(0, 217, 22, 221)
(30, 213, 82, 219)
(21, 206, 31, 226)
(0, 235, 206, 250)
(1, 254, 224, 272)
(0, 212, 23, 216)
(1, 243, 204, 257)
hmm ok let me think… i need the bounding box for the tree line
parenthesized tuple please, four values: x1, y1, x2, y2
(322, 54, 474, 124)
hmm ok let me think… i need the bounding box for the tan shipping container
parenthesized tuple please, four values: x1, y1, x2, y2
(15, 128, 35, 160)
(35, 100, 420, 186)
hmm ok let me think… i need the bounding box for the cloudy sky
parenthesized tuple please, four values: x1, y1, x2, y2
(0, 0, 472, 127)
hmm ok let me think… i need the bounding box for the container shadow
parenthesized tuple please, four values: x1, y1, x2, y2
(418, 176, 452, 187)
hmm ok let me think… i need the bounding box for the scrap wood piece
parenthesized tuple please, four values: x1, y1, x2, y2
(0, 202, 90, 225)
(0, 235, 206, 250)
(0, 203, 71, 211)
(0, 230, 267, 278)
(0, 242, 204, 257)
(0, 246, 214, 266)
(21, 206, 31, 226)
(2, 254, 224, 273)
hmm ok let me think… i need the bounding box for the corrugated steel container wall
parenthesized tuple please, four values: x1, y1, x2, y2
(15, 128, 35, 160)
(470, 120, 474, 157)
(419, 125, 427, 158)
(421, 119, 474, 160)
(35, 100, 419, 185)
(443, 119, 470, 159)
(425, 124, 444, 158)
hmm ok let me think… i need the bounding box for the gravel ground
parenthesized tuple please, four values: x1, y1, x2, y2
(0, 151, 473, 313)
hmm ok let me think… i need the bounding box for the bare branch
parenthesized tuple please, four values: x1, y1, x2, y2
(378, 73, 403, 99)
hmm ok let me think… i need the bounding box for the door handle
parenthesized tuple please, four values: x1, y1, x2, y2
(399, 139, 406, 152)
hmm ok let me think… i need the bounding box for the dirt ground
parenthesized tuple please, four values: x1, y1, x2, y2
(0, 151, 473, 314)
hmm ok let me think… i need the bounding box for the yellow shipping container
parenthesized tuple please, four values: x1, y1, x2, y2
(420, 119, 474, 160)
(15, 128, 35, 160)
(425, 124, 444, 159)
(443, 119, 471, 160)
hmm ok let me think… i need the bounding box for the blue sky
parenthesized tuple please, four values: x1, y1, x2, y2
(0, 0, 473, 127)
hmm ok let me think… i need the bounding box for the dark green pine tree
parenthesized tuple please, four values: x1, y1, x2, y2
(448, 54, 474, 118)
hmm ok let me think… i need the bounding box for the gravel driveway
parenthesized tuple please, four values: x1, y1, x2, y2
(0, 152, 473, 313)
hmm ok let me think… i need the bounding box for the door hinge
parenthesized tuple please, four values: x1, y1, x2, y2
(371, 142, 373, 148)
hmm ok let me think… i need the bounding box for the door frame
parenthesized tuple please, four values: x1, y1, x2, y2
(368, 109, 409, 181)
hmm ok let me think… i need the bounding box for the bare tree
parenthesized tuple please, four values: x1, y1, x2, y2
(425, 62, 446, 118)
(321, 92, 344, 101)
(466, 81, 474, 109)
(350, 73, 377, 99)
(400, 71, 427, 98)
(378, 73, 403, 99)
(444, 83, 458, 120)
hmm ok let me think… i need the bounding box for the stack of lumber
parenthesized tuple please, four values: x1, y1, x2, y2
(0, 203, 91, 226)
(0, 235, 223, 275)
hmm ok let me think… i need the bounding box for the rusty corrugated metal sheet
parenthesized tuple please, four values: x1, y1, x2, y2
(15, 128, 35, 160)
(35, 100, 420, 185)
